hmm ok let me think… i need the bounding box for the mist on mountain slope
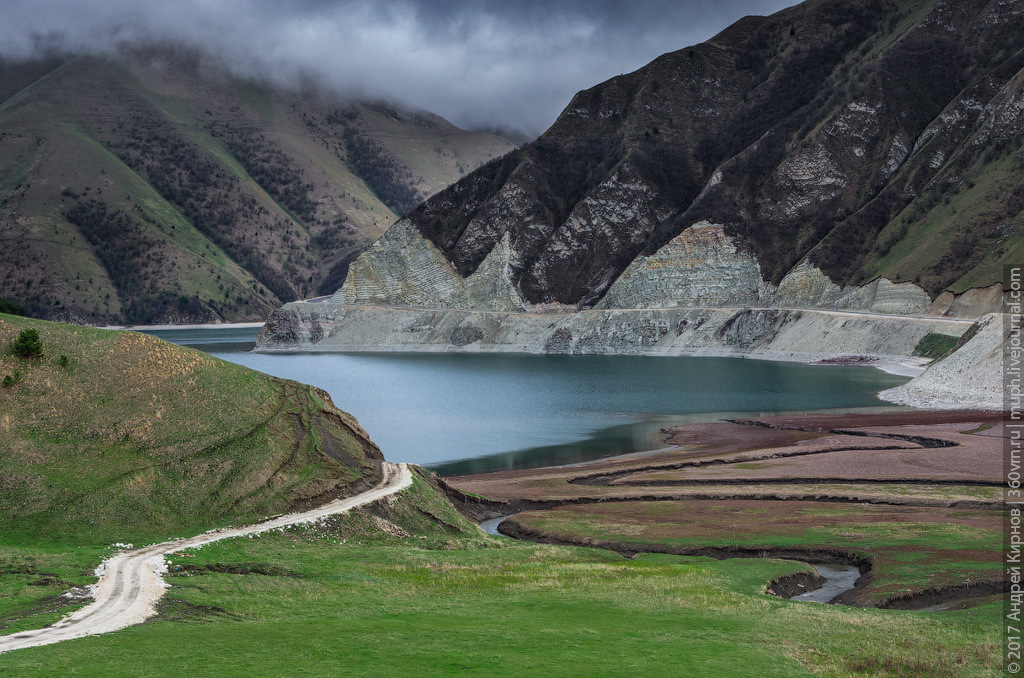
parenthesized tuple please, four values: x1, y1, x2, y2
(3, 0, 798, 137)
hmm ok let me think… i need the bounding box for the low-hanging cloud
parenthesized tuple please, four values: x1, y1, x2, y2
(3, 0, 798, 136)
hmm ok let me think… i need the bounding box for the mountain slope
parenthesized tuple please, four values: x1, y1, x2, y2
(333, 0, 1022, 314)
(0, 313, 386, 543)
(0, 51, 515, 324)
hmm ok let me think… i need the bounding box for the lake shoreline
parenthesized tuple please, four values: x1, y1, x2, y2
(131, 318, 934, 379)
(103, 321, 266, 331)
(446, 409, 1005, 612)
(253, 303, 1003, 408)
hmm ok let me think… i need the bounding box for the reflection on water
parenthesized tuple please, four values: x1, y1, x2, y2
(140, 325, 911, 474)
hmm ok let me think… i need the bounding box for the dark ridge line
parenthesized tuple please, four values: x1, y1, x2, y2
(436, 479, 1002, 519)
(570, 420, 960, 486)
(830, 428, 959, 448)
(725, 419, 959, 449)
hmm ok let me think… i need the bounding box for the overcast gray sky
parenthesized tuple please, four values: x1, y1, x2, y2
(3, 0, 798, 135)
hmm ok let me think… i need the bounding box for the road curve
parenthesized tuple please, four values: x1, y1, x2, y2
(0, 462, 413, 654)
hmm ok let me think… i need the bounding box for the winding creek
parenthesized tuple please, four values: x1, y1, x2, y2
(478, 514, 862, 604)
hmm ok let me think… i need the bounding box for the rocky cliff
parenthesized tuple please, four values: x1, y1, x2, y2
(330, 0, 1022, 316)
(260, 0, 1021, 408)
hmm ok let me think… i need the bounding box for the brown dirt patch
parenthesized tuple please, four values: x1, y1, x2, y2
(447, 411, 1002, 504)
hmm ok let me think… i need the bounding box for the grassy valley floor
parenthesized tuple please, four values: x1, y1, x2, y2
(0, 471, 1000, 677)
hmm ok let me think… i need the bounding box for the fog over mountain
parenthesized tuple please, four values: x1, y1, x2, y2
(3, 0, 797, 136)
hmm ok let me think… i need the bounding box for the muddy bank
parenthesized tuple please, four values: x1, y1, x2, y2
(446, 411, 1004, 507)
(499, 516, 869, 567)
(440, 477, 1002, 513)
(768, 570, 829, 599)
(877, 581, 1008, 610)
(446, 409, 1005, 614)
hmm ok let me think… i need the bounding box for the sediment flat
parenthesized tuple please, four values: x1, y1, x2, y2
(448, 410, 1006, 606)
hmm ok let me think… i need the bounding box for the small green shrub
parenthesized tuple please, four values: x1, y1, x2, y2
(11, 328, 43, 358)
(58, 354, 69, 367)
(2, 370, 22, 387)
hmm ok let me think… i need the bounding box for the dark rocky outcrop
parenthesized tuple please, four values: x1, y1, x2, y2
(342, 0, 1024, 311)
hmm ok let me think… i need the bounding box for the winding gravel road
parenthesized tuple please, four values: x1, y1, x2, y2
(0, 462, 412, 654)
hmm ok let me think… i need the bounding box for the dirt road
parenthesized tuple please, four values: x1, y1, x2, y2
(0, 462, 412, 654)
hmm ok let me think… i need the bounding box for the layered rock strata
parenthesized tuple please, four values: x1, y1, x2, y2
(259, 302, 970, 361)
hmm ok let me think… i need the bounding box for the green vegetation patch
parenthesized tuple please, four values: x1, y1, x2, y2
(0, 479, 999, 677)
(0, 314, 386, 636)
(0, 315, 381, 547)
(512, 501, 1002, 603)
(0, 299, 26, 316)
(913, 332, 960, 360)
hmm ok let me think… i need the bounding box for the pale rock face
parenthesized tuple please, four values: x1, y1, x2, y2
(974, 68, 1024, 147)
(880, 313, 1004, 409)
(522, 162, 666, 303)
(866, 278, 933, 315)
(598, 222, 766, 309)
(825, 101, 880, 142)
(882, 133, 910, 178)
(454, 177, 539, 273)
(928, 284, 1006, 318)
(336, 220, 529, 312)
(334, 219, 473, 309)
(772, 261, 863, 309)
(771, 261, 932, 315)
(464, 232, 526, 311)
(762, 142, 846, 219)
(336, 216, 940, 319)
(914, 88, 988, 156)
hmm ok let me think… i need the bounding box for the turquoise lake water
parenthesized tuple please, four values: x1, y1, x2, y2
(142, 326, 910, 475)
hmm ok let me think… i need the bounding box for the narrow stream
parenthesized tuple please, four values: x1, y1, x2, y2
(478, 515, 860, 603)
(790, 565, 862, 603)
(478, 516, 511, 537)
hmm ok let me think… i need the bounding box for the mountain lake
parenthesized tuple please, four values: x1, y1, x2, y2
(140, 325, 912, 475)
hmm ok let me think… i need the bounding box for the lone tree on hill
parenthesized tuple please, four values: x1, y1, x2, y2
(12, 328, 43, 358)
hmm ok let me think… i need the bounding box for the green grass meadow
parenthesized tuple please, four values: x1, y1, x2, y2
(0, 477, 1001, 677)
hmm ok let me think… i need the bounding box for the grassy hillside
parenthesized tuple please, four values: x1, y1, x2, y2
(0, 52, 515, 324)
(0, 313, 384, 545)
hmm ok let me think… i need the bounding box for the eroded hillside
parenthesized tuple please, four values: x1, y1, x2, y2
(336, 0, 1023, 313)
(0, 51, 515, 324)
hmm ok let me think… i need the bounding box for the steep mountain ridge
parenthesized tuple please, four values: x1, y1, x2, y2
(331, 0, 1023, 314)
(0, 51, 514, 324)
(259, 0, 1019, 411)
